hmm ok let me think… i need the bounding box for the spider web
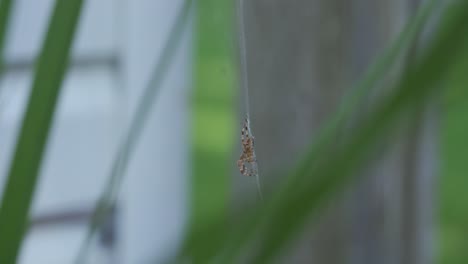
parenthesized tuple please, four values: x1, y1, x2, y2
(237, 0, 263, 201)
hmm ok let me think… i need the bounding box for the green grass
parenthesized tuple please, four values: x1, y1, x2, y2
(0, 0, 13, 72)
(440, 108, 468, 263)
(190, 0, 235, 231)
(439, 44, 468, 264)
(0, 0, 84, 262)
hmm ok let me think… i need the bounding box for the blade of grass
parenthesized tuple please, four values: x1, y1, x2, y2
(0, 0, 13, 73)
(73, 1, 193, 263)
(180, 0, 439, 261)
(253, 1, 468, 261)
(439, 17, 468, 264)
(282, 0, 438, 193)
(190, 0, 235, 244)
(0, 0, 15, 109)
(0, 0, 84, 263)
(180, 0, 236, 262)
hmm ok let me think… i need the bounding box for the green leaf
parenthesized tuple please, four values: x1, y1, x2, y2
(173, 1, 237, 263)
(0, 0, 14, 73)
(0, 0, 84, 263)
(182, 0, 236, 262)
(439, 13, 468, 264)
(281, 0, 439, 194)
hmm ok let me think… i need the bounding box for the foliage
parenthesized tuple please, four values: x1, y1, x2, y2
(0, 0, 84, 263)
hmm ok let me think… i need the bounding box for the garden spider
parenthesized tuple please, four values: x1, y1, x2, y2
(237, 118, 257, 176)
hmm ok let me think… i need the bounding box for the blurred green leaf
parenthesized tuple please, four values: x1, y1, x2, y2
(0, 0, 84, 263)
(439, 15, 468, 264)
(187, 0, 235, 259)
(0, 0, 14, 73)
(281, 0, 438, 194)
(176, 0, 237, 262)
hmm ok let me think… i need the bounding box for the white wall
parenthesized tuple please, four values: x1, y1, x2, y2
(120, 0, 191, 263)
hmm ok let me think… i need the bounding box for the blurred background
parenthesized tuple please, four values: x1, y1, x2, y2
(0, 0, 467, 263)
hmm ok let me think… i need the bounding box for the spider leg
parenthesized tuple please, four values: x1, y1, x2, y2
(244, 166, 257, 177)
(237, 153, 248, 176)
(243, 160, 258, 177)
(237, 159, 245, 174)
(238, 154, 256, 176)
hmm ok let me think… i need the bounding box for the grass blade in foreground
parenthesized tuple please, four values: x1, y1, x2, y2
(186, 0, 236, 261)
(0, 0, 84, 263)
(0, 0, 14, 72)
(0, 0, 15, 108)
(439, 28, 468, 264)
(74, 1, 193, 263)
(282, 0, 438, 195)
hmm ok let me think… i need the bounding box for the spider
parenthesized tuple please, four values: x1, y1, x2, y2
(237, 118, 257, 176)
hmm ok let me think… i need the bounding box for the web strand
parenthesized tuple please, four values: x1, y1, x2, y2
(237, 1, 263, 201)
(237, 0, 251, 118)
